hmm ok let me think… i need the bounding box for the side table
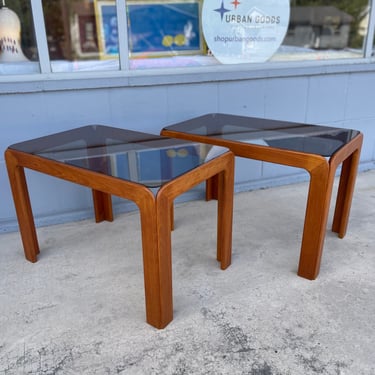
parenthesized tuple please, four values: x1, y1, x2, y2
(5, 125, 234, 329)
(161, 113, 363, 280)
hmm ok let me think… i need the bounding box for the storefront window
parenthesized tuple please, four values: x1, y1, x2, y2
(124, 0, 371, 68)
(42, 0, 120, 72)
(126, 0, 214, 69)
(0, 0, 373, 76)
(0, 0, 39, 75)
(275, 0, 370, 62)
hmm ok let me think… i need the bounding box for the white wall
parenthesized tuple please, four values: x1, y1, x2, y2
(1, 71, 375, 232)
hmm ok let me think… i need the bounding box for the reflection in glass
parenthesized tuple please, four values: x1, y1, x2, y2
(0, 0, 39, 74)
(42, 0, 119, 72)
(128, 0, 214, 70)
(162, 113, 361, 157)
(277, 0, 369, 61)
(9, 125, 226, 188)
(95, 2, 118, 56)
(1, 0, 372, 74)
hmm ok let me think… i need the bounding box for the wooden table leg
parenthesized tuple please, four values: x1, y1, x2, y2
(138, 190, 173, 329)
(170, 202, 174, 231)
(297, 162, 331, 280)
(142, 151, 234, 327)
(332, 146, 362, 238)
(216, 159, 234, 269)
(161, 152, 234, 272)
(205, 174, 219, 201)
(5, 150, 40, 262)
(92, 190, 113, 222)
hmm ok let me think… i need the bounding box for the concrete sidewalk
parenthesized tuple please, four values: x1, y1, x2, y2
(1, 170, 374, 374)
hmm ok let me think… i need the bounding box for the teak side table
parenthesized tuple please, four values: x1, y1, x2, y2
(161, 113, 363, 280)
(5, 125, 234, 329)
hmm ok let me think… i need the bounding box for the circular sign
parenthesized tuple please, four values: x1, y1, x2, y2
(202, 0, 290, 64)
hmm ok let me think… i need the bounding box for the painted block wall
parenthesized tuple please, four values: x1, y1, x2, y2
(1, 71, 375, 232)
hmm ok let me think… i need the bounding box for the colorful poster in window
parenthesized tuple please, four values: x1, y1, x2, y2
(95, 1, 119, 57)
(127, 0, 205, 57)
(94, 0, 205, 59)
(202, 0, 290, 64)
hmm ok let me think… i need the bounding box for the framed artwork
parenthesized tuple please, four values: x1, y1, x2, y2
(94, 0, 119, 58)
(70, 14, 99, 58)
(77, 15, 99, 55)
(94, 0, 205, 59)
(127, 0, 205, 57)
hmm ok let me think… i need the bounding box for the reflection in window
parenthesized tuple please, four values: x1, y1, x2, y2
(42, 0, 120, 72)
(1, 0, 373, 75)
(276, 0, 369, 61)
(126, 0, 210, 69)
(122, 0, 371, 68)
(95, 2, 119, 56)
(0, 0, 39, 74)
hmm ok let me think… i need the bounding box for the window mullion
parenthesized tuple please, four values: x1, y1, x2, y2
(116, 0, 130, 71)
(363, 1, 375, 58)
(30, 0, 51, 73)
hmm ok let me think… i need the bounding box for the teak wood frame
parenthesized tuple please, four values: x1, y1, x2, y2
(5, 148, 234, 329)
(161, 128, 363, 281)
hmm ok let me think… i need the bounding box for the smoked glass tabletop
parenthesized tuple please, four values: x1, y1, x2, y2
(162, 113, 361, 157)
(9, 125, 228, 188)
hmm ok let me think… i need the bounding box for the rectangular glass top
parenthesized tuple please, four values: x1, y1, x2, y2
(9, 125, 228, 188)
(163, 113, 360, 157)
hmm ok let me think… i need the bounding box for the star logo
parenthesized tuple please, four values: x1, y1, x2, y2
(214, 0, 230, 21)
(231, 0, 240, 9)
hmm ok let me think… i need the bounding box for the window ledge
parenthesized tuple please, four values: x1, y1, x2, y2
(1, 57, 375, 94)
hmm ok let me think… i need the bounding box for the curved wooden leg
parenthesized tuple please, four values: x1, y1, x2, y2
(297, 162, 331, 280)
(5, 150, 39, 262)
(332, 148, 361, 238)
